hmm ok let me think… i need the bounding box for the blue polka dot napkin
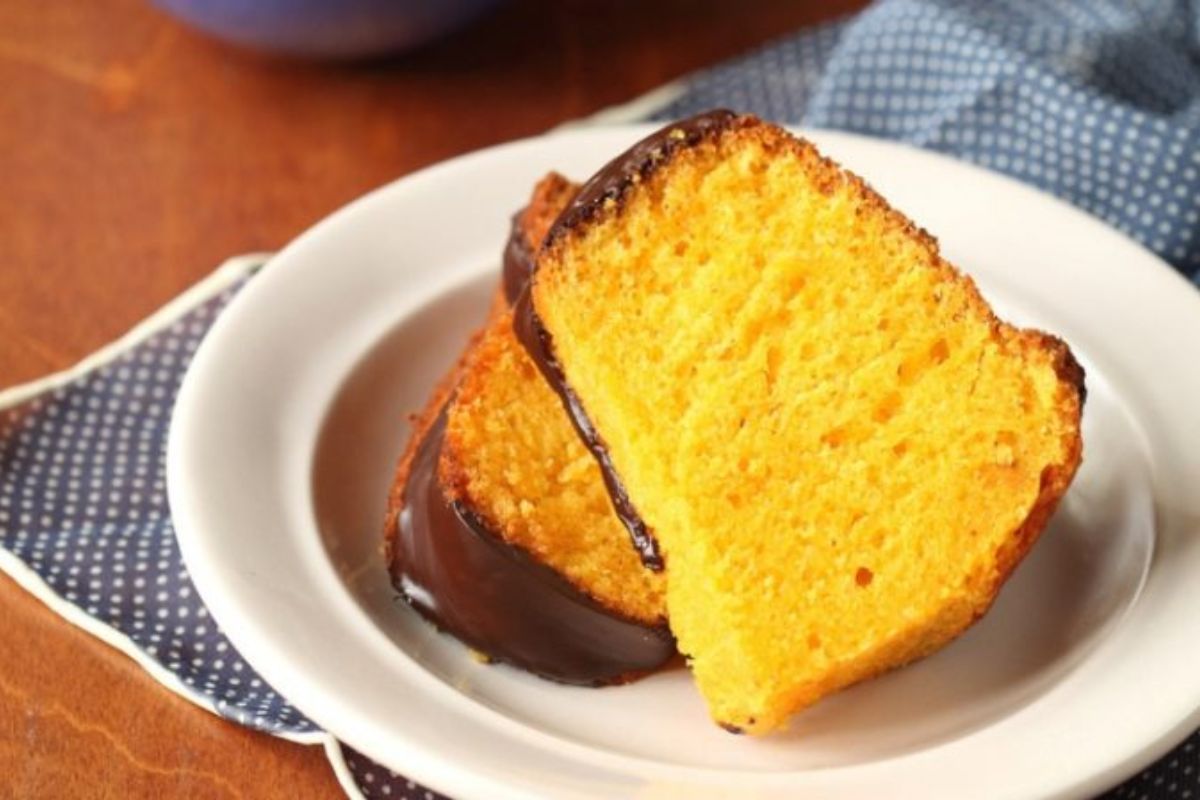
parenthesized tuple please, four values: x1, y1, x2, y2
(3, 1, 1199, 798)
(0, 262, 319, 738)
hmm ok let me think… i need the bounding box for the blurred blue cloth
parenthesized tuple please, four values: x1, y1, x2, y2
(656, 0, 1200, 285)
(1, 3, 1198, 800)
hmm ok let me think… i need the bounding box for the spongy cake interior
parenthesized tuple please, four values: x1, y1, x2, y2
(442, 309, 667, 627)
(533, 122, 1082, 731)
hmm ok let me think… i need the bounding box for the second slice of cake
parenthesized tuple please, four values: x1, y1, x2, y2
(385, 173, 671, 686)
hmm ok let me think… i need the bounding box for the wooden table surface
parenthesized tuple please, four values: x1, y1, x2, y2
(0, 0, 864, 795)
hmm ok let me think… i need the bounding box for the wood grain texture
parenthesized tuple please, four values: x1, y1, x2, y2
(0, 572, 341, 798)
(0, 0, 865, 795)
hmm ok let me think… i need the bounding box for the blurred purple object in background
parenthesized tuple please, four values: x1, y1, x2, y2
(151, 0, 505, 58)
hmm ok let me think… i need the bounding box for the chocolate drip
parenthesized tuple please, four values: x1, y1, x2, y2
(390, 412, 675, 686)
(502, 195, 664, 567)
(513, 110, 741, 571)
(501, 210, 535, 305)
(513, 289, 664, 571)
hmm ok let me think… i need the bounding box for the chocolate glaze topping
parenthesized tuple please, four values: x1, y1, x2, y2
(514, 110, 741, 571)
(501, 210, 535, 305)
(390, 411, 675, 686)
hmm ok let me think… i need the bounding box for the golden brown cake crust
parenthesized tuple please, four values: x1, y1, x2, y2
(523, 172, 577, 248)
(985, 331, 1085, 600)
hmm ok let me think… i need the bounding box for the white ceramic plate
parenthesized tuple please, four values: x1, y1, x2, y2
(168, 125, 1200, 800)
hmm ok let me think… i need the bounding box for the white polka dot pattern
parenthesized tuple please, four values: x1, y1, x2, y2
(656, 0, 1200, 283)
(342, 746, 447, 800)
(0, 277, 317, 737)
(1107, 734, 1200, 800)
